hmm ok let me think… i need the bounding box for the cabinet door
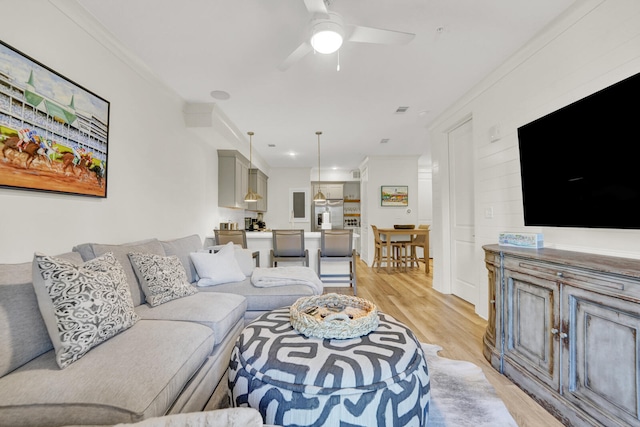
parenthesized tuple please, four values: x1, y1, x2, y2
(563, 286, 640, 425)
(505, 270, 560, 390)
(235, 158, 248, 209)
(327, 184, 343, 199)
(258, 172, 268, 211)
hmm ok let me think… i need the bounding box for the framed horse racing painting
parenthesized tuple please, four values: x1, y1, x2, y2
(0, 40, 109, 197)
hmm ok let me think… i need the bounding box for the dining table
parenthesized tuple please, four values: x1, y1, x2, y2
(377, 227, 430, 274)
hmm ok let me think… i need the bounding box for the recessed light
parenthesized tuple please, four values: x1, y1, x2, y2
(210, 90, 230, 100)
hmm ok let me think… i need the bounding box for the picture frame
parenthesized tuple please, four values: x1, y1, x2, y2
(0, 40, 110, 198)
(381, 185, 408, 207)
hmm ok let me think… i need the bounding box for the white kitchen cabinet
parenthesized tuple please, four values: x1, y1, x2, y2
(313, 183, 344, 200)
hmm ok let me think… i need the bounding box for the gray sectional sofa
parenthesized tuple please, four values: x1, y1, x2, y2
(0, 234, 322, 427)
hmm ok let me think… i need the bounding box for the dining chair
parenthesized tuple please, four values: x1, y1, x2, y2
(371, 225, 407, 272)
(214, 229, 259, 266)
(407, 224, 430, 273)
(270, 229, 309, 267)
(317, 229, 357, 295)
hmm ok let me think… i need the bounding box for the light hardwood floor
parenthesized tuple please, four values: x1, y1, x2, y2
(325, 257, 564, 427)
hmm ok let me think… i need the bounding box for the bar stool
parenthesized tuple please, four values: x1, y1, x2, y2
(317, 229, 357, 295)
(213, 229, 259, 266)
(270, 229, 309, 267)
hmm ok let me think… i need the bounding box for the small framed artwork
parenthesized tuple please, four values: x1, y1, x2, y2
(381, 185, 408, 207)
(0, 40, 110, 197)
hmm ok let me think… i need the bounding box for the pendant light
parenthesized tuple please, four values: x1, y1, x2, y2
(244, 131, 262, 202)
(313, 131, 326, 202)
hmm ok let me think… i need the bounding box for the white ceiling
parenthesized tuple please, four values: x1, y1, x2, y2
(77, 0, 576, 171)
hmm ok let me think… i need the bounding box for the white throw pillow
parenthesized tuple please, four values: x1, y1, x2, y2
(128, 252, 198, 307)
(32, 252, 139, 369)
(190, 242, 246, 286)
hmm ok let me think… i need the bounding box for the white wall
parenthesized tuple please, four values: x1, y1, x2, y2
(430, 0, 640, 319)
(263, 168, 313, 231)
(361, 156, 419, 266)
(0, 1, 238, 262)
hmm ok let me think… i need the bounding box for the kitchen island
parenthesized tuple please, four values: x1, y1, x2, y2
(205, 231, 358, 283)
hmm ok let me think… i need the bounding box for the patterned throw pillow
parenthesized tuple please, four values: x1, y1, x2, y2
(128, 252, 197, 307)
(32, 252, 140, 369)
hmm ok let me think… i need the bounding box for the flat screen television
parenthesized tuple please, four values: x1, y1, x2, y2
(517, 71, 640, 229)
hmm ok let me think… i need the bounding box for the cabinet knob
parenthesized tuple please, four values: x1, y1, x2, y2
(556, 272, 564, 277)
(551, 328, 559, 335)
(560, 332, 568, 339)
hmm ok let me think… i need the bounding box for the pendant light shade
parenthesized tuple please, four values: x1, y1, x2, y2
(244, 131, 262, 202)
(313, 131, 326, 202)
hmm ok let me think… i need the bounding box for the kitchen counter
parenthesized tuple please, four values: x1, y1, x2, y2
(205, 231, 358, 281)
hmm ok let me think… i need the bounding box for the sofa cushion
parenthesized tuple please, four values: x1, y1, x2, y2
(160, 234, 203, 284)
(74, 239, 166, 306)
(0, 320, 214, 426)
(197, 277, 318, 312)
(0, 252, 83, 377)
(32, 252, 139, 369)
(128, 252, 198, 307)
(135, 292, 246, 346)
(191, 243, 245, 287)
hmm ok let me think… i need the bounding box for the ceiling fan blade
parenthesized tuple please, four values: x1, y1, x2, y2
(278, 41, 313, 71)
(303, 0, 329, 16)
(348, 25, 416, 45)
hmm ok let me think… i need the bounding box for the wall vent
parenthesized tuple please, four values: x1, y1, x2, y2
(395, 106, 409, 114)
(380, 138, 390, 144)
(351, 170, 361, 179)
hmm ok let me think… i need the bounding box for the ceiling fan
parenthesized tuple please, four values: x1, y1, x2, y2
(278, 0, 416, 71)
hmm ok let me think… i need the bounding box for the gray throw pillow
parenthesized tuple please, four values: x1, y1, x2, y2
(128, 252, 198, 307)
(32, 252, 139, 369)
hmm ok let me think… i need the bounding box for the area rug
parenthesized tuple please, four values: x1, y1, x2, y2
(422, 344, 518, 427)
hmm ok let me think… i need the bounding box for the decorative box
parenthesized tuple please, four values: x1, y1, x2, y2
(498, 232, 544, 248)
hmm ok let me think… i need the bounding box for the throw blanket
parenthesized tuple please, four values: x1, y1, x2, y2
(114, 408, 263, 427)
(251, 266, 323, 294)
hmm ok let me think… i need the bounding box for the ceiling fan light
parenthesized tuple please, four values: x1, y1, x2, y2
(310, 15, 344, 54)
(311, 29, 343, 54)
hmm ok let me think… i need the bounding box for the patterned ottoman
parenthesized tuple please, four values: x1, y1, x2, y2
(229, 307, 430, 427)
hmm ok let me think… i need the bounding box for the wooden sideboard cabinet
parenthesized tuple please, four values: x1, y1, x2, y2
(483, 244, 640, 427)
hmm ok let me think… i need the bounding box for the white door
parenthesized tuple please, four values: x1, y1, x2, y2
(448, 119, 476, 305)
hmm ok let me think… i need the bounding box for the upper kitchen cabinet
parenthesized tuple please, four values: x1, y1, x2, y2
(247, 168, 268, 212)
(218, 150, 249, 209)
(313, 183, 344, 200)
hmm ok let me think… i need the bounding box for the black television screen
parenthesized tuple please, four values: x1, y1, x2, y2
(517, 71, 640, 229)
